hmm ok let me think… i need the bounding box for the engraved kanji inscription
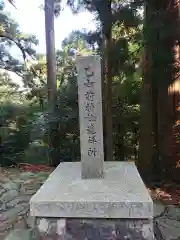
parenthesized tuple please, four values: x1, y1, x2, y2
(88, 135, 97, 144)
(86, 123, 96, 135)
(85, 91, 95, 101)
(88, 148, 97, 157)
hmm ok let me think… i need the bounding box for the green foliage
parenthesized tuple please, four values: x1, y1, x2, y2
(0, 99, 45, 166)
(0, 0, 144, 166)
(56, 74, 80, 162)
(24, 141, 49, 165)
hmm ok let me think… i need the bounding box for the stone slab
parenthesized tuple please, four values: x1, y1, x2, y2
(34, 218, 153, 240)
(30, 162, 153, 219)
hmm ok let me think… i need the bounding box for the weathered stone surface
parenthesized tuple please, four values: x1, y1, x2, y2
(6, 198, 23, 208)
(0, 219, 15, 232)
(76, 55, 104, 179)
(13, 218, 27, 229)
(1, 189, 19, 203)
(30, 162, 153, 219)
(0, 188, 6, 196)
(0, 171, 50, 239)
(1, 203, 28, 221)
(2, 168, 180, 240)
(154, 202, 180, 240)
(34, 218, 153, 240)
(26, 212, 36, 228)
(0, 202, 6, 211)
(35, 218, 66, 240)
(2, 182, 20, 191)
(5, 229, 35, 240)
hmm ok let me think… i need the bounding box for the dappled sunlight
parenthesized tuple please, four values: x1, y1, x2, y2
(168, 79, 180, 94)
(148, 184, 180, 205)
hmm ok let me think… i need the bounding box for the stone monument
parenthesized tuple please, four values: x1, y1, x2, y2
(77, 55, 104, 179)
(30, 55, 154, 239)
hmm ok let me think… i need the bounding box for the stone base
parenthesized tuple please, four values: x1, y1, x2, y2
(30, 162, 153, 219)
(30, 162, 154, 239)
(34, 218, 154, 240)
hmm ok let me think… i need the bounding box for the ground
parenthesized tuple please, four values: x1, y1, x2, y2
(0, 167, 180, 240)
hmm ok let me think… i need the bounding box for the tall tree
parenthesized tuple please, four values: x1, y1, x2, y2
(138, 2, 154, 179)
(139, 0, 180, 180)
(44, 0, 59, 165)
(68, 0, 114, 161)
(103, 0, 113, 161)
(68, 0, 143, 161)
(157, 0, 180, 178)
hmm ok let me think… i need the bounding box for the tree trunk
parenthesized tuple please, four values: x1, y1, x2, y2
(104, 0, 113, 161)
(44, 0, 58, 166)
(100, 36, 107, 160)
(116, 123, 125, 161)
(138, 2, 154, 180)
(151, 85, 161, 178)
(158, 87, 174, 177)
(139, 0, 180, 180)
(157, 0, 180, 179)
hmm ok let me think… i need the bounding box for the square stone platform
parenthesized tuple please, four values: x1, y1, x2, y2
(30, 162, 153, 219)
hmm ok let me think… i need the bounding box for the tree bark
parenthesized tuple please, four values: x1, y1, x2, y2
(139, 0, 180, 180)
(138, 2, 154, 180)
(104, 0, 113, 161)
(157, 0, 180, 179)
(100, 36, 107, 160)
(44, 0, 58, 166)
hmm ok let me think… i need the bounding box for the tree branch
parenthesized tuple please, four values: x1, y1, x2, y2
(0, 31, 31, 69)
(6, 0, 16, 8)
